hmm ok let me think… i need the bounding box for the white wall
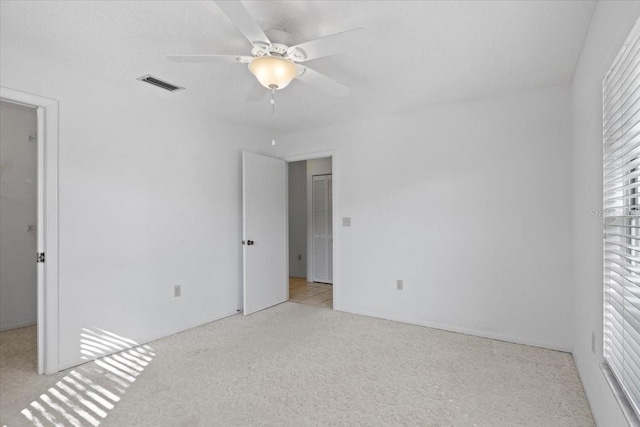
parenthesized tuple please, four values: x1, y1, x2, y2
(0, 46, 267, 369)
(306, 158, 332, 282)
(0, 101, 37, 331)
(571, 2, 640, 426)
(274, 85, 574, 351)
(288, 160, 307, 278)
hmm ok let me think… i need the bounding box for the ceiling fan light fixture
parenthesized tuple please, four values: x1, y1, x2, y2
(248, 56, 297, 90)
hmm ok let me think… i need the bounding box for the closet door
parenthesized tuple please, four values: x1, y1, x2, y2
(312, 175, 333, 283)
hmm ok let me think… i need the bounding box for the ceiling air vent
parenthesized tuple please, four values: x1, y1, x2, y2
(137, 74, 185, 92)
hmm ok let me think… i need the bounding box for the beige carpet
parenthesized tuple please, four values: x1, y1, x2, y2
(1, 302, 594, 426)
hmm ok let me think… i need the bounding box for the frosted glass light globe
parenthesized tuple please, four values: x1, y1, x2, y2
(249, 56, 298, 90)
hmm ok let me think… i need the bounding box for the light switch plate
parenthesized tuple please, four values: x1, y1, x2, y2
(343, 217, 351, 227)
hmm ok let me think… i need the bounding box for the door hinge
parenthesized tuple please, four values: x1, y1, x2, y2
(37, 252, 45, 263)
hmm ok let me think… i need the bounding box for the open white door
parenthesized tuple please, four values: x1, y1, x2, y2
(242, 151, 287, 315)
(36, 107, 44, 374)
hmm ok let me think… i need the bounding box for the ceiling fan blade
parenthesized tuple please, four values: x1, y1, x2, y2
(287, 28, 365, 62)
(214, 1, 271, 48)
(167, 55, 252, 64)
(296, 66, 349, 97)
(246, 82, 268, 102)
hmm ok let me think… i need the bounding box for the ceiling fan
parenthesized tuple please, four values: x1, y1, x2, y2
(167, 1, 363, 99)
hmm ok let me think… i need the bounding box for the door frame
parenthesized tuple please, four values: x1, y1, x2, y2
(283, 150, 337, 309)
(1, 87, 59, 375)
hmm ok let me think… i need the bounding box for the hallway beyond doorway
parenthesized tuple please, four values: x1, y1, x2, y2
(289, 277, 332, 309)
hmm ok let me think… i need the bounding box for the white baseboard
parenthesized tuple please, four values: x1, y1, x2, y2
(0, 321, 36, 332)
(339, 307, 572, 353)
(55, 305, 571, 373)
(57, 309, 240, 372)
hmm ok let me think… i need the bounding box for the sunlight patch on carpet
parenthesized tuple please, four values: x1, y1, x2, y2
(18, 329, 155, 427)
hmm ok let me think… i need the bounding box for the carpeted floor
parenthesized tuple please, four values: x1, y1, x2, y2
(1, 302, 594, 426)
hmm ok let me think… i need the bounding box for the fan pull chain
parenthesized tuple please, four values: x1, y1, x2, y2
(271, 87, 275, 113)
(271, 87, 276, 146)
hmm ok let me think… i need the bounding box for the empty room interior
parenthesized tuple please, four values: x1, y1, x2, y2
(1, 0, 639, 426)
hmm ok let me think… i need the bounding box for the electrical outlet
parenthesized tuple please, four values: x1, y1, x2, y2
(174, 285, 181, 297)
(592, 332, 596, 354)
(396, 279, 403, 291)
(298, 254, 302, 261)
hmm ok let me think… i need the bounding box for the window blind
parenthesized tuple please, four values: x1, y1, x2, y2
(604, 17, 640, 418)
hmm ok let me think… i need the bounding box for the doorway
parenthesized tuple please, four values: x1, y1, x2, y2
(0, 100, 38, 329)
(0, 100, 39, 375)
(287, 156, 333, 308)
(241, 151, 337, 316)
(0, 87, 59, 374)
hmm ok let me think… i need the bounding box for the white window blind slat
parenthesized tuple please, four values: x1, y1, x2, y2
(604, 114, 640, 153)
(607, 280, 625, 296)
(624, 314, 640, 346)
(607, 319, 625, 358)
(604, 159, 640, 185)
(605, 175, 640, 194)
(609, 313, 625, 343)
(603, 132, 640, 168)
(605, 247, 640, 263)
(606, 270, 627, 288)
(608, 338, 625, 370)
(624, 345, 640, 381)
(617, 81, 640, 116)
(605, 169, 640, 191)
(604, 157, 640, 183)
(605, 20, 640, 93)
(606, 221, 640, 229)
(624, 314, 640, 347)
(604, 17, 640, 421)
(605, 37, 640, 103)
(606, 231, 640, 241)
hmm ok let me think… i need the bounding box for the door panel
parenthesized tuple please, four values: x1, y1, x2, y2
(242, 152, 287, 315)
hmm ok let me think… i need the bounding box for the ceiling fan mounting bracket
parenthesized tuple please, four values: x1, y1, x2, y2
(252, 43, 290, 59)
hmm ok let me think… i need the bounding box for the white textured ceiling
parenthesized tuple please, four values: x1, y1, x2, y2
(0, 0, 595, 131)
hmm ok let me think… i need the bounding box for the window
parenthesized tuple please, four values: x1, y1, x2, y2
(604, 17, 640, 419)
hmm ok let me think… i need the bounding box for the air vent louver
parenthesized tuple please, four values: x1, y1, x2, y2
(137, 74, 184, 92)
